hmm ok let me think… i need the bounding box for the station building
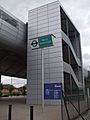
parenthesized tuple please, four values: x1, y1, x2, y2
(0, 0, 86, 119)
(0, 5, 26, 80)
(27, 1, 84, 105)
(0, 0, 86, 118)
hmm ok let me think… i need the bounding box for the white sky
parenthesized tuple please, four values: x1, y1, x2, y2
(0, 0, 90, 84)
(1, 75, 26, 88)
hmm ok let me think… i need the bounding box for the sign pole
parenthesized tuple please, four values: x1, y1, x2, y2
(41, 48, 44, 111)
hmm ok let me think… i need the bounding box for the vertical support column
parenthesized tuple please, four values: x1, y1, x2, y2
(68, 45, 72, 95)
(0, 75, 2, 97)
(87, 88, 90, 110)
(74, 31, 77, 56)
(66, 18, 72, 94)
(66, 19, 69, 37)
(0, 75, 1, 84)
(41, 49, 44, 111)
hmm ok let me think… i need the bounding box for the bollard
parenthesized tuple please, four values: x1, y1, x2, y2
(30, 106, 33, 120)
(8, 104, 12, 120)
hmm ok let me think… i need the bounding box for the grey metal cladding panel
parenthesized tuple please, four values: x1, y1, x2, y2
(44, 68, 50, 74)
(37, 95, 42, 102)
(48, 8, 59, 15)
(37, 12, 48, 18)
(38, 24, 48, 31)
(47, 1, 60, 9)
(18, 22, 26, 30)
(48, 25, 60, 31)
(29, 27, 37, 33)
(37, 32, 49, 38)
(49, 67, 62, 73)
(28, 79, 37, 85)
(48, 52, 61, 58)
(37, 74, 42, 80)
(48, 16, 59, 23)
(44, 73, 62, 80)
(28, 60, 38, 66)
(37, 64, 42, 70)
(28, 50, 38, 56)
(1, 25, 18, 37)
(28, 31, 38, 37)
(37, 5, 47, 12)
(37, 15, 48, 22)
(48, 12, 59, 19)
(49, 77, 63, 83)
(28, 26, 37, 32)
(27, 84, 38, 91)
(0, 32, 16, 44)
(48, 47, 61, 53)
(45, 73, 50, 79)
(28, 29, 37, 35)
(0, 20, 26, 37)
(49, 72, 62, 78)
(27, 64, 38, 71)
(37, 69, 42, 74)
(0, 29, 25, 46)
(49, 62, 63, 68)
(45, 57, 62, 64)
(28, 94, 38, 100)
(0, 6, 26, 26)
(38, 27, 48, 33)
(29, 69, 37, 75)
(1, 19, 26, 33)
(28, 56, 40, 61)
(28, 8, 38, 16)
(44, 100, 61, 105)
(38, 19, 48, 26)
(37, 59, 42, 65)
(28, 15, 37, 22)
(0, 21, 18, 33)
(0, 29, 25, 43)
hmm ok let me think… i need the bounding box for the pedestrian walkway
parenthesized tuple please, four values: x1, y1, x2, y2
(0, 96, 30, 120)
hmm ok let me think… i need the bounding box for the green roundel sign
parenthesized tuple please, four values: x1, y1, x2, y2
(31, 40, 38, 47)
(30, 39, 39, 49)
(30, 34, 54, 49)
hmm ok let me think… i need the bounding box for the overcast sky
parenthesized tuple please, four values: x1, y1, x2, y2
(0, 0, 90, 85)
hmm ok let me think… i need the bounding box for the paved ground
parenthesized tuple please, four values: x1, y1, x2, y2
(0, 97, 90, 120)
(0, 96, 61, 120)
(0, 96, 30, 120)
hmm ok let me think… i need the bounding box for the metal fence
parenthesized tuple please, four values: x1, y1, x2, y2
(62, 87, 90, 120)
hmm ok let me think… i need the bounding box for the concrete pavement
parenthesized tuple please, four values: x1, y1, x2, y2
(0, 96, 90, 120)
(0, 96, 30, 120)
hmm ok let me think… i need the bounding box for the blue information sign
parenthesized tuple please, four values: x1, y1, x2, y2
(44, 83, 62, 100)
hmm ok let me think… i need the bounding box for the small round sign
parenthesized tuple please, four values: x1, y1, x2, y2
(31, 40, 38, 47)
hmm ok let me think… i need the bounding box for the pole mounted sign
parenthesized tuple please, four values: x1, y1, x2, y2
(30, 34, 55, 49)
(44, 83, 62, 100)
(29, 34, 57, 108)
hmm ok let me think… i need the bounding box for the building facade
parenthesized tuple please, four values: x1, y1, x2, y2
(0, 6, 26, 79)
(27, 1, 84, 105)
